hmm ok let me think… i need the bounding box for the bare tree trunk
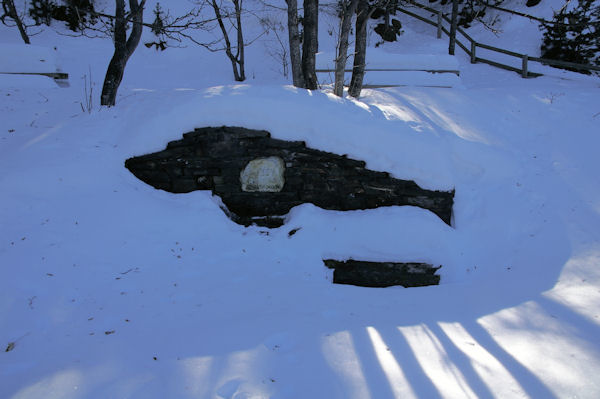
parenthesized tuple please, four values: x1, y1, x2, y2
(286, 0, 305, 87)
(449, 0, 459, 55)
(211, 0, 245, 81)
(101, 0, 127, 106)
(234, 0, 245, 81)
(334, 0, 359, 97)
(302, 0, 318, 90)
(1, 0, 31, 44)
(101, 0, 146, 106)
(348, 0, 370, 98)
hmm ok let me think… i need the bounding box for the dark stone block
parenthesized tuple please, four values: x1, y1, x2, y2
(133, 169, 170, 183)
(170, 178, 198, 193)
(324, 259, 441, 288)
(269, 138, 307, 149)
(125, 126, 454, 227)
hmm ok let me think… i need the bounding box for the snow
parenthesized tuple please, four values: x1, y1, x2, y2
(0, 74, 59, 88)
(0, 44, 63, 74)
(1, 1, 600, 398)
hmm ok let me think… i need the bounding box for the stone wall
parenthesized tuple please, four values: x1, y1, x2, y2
(324, 259, 441, 287)
(125, 126, 454, 227)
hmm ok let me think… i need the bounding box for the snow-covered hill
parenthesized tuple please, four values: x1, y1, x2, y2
(1, 1, 600, 398)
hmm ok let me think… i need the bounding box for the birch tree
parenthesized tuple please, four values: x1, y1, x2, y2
(286, 0, 304, 87)
(286, 0, 318, 89)
(302, 0, 318, 89)
(333, 0, 359, 96)
(348, 0, 370, 98)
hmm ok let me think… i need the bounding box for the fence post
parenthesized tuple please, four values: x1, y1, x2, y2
(470, 42, 477, 63)
(522, 54, 528, 78)
(437, 11, 442, 39)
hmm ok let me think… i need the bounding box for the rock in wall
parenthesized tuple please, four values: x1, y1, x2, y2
(125, 126, 454, 227)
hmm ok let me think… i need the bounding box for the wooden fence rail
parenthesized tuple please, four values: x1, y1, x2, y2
(0, 71, 68, 80)
(397, 1, 599, 77)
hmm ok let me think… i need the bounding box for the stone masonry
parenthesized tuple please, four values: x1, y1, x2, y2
(125, 126, 454, 227)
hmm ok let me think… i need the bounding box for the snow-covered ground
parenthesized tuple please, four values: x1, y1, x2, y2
(1, 1, 600, 398)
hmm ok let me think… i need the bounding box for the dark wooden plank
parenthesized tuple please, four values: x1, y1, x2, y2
(0, 71, 69, 80)
(362, 84, 454, 88)
(396, 7, 438, 27)
(475, 57, 542, 77)
(476, 42, 524, 58)
(475, 57, 522, 73)
(456, 26, 475, 43)
(456, 40, 471, 56)
(528, 56, 600, 72)
(316, 68, 460, 75)
(412, 0, 475, 46)
(407, 0, 440, 14)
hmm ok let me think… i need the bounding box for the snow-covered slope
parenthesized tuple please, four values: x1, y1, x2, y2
(1, 1, 600, 398)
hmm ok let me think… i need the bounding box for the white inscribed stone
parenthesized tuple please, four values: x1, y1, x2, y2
(240, 156, 285, 192)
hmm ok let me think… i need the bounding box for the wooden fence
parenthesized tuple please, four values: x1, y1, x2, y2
(315, 53, 461, 88)
(0, 71, 68, 80)
(397, 1, 600, 77)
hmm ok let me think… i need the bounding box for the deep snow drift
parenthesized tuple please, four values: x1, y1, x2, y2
(1, 1, 600, 398)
